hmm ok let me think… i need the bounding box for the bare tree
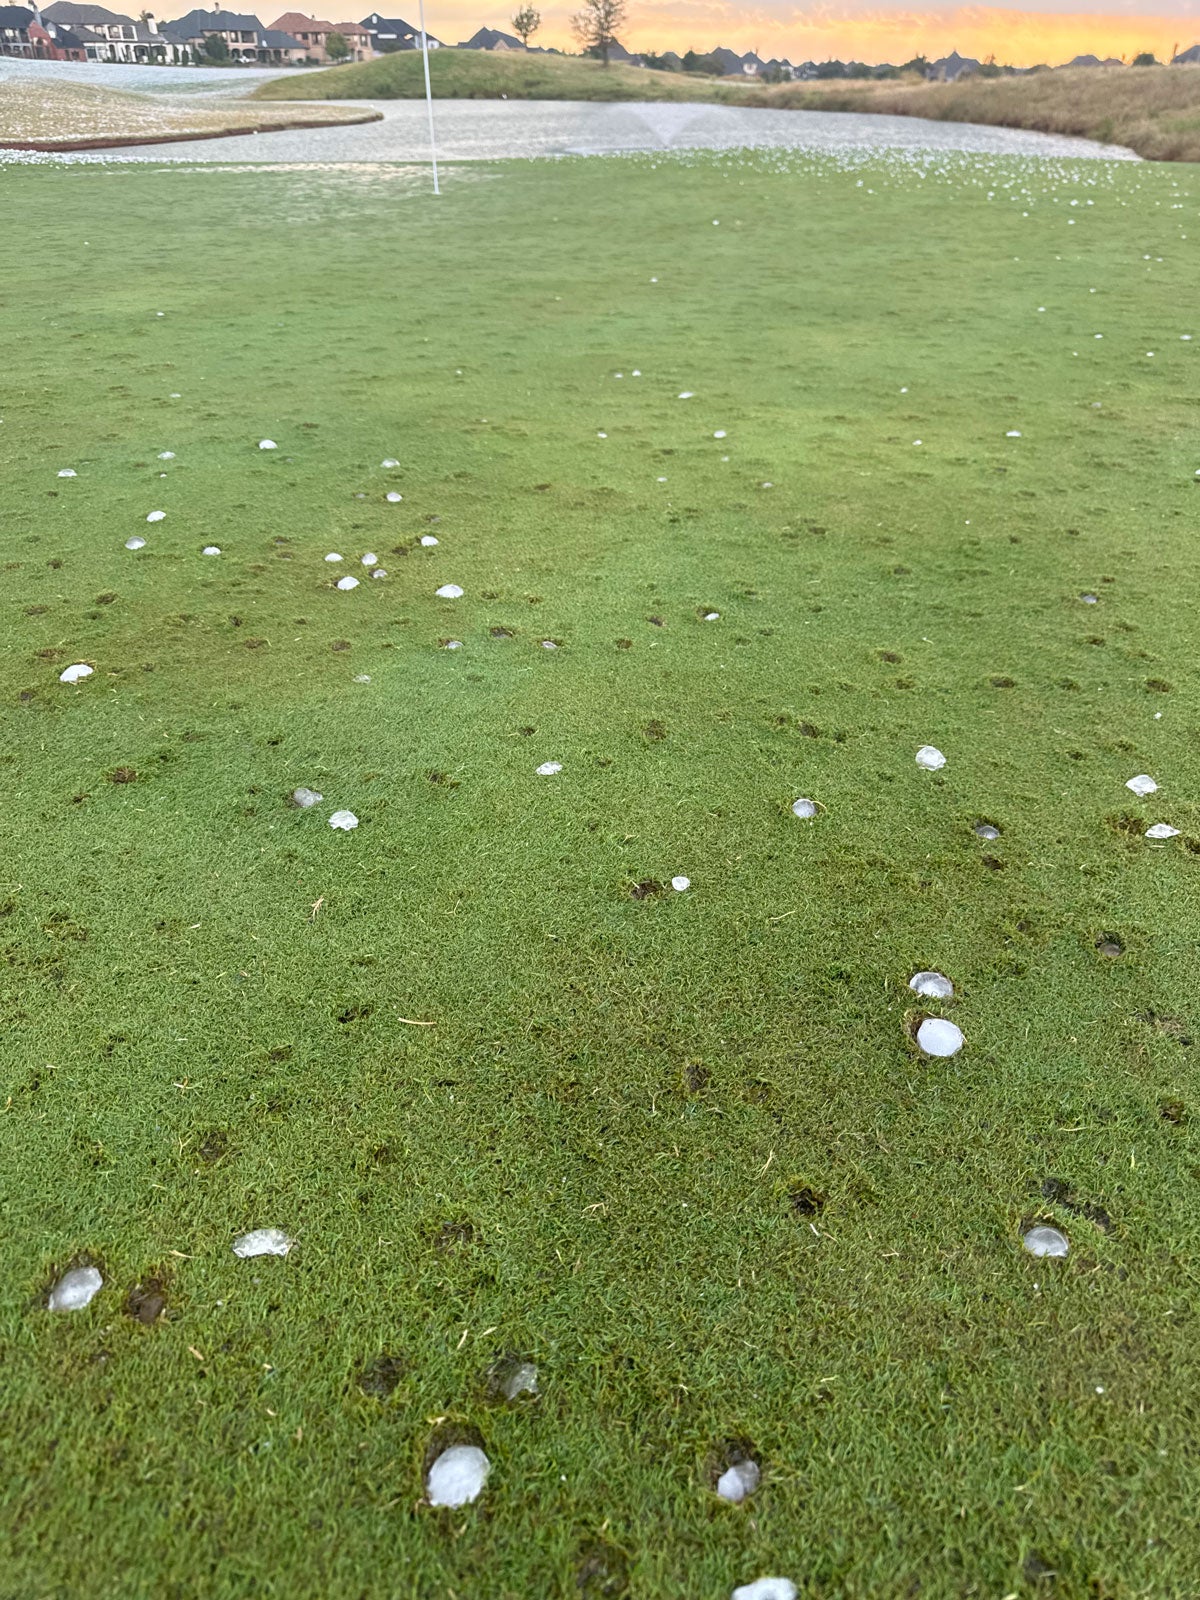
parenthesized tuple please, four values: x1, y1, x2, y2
(570, 0, 626, 65)
(511, 5, 540, 47)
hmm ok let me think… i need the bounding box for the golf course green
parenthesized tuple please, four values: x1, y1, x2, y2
(2, 147, 1198, 1598)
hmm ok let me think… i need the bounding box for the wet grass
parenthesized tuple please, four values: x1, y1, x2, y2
(1, 148, 1199, 1598)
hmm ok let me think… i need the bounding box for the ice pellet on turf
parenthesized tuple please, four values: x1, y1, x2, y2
(732, 1579, 796, 1600)
(716, 1459, 761, 1503)
(917, 1017, 964, 1057)
(1126, 774, 1157, 797)
(48, 1266, 102, 1311)
(791, 798, 817, 819)
(915, 745, 946, 771)
(426, 1445, 490, 1507)
(1023, 1225, 1069, 1258)
(292, 787, 323, 809)
(59, 663, 93, 684)
(501, 1362, 539, 1400)
(436, 584, 463, 599)
(1145, 823, 1179, 839)
(909, 971, 953, 998)
(329, 810, 358, 831)
(232, 1228, 294, 1258)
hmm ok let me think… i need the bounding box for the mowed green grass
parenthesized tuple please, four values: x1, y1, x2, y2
(253, 46, 746, 101)
(1, 149, 1198, 1600)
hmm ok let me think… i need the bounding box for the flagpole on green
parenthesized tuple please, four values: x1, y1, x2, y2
(417, 0, 440, 195)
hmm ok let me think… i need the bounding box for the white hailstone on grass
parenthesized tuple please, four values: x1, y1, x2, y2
(973, 821, 1000, 840)
(444, 639, 463, 650)
(913, 440, 922, 447)
(1126, 774, 1158, 797)
(57, 468, 77, 478)
(386, 491, 403, 503)
(1080, 593, 1098, 604)
(732, 1580, 797, 1600)
(336, 576, 359, 591)
(325, 552, 343, 563)
(381, 458, 399, 468)
(917, 1017, 963, 1057)
(371, 568, 388, 580)
(541, 640, 557, 650)
(536, 761, 562, 776)
(59, 663, 93, 684)
(420, 535, 438, 547)
(329, 809, 359, 831)
(125, 536, 146, 551)
(657, 476, 667, 483)
(202, 546, 221, 556)
(232, 1228, 294, 1258)
(597, 431, 607, 439)
(501, 1362, 539, 1400)
(292, 786, 323, 808)
(258, 439, 277, 450)
(678, 391, 694, 399)
(632, 369, 641, 377)
(713, 430, 727, 439)
(1006, 430, 1022, 438)
(716, 1460, 761, 1503)
(361, 552, 378, 566)
(915, 745, 946, 771)
(910, 971, 953, 999)
(436, 584, 463, 599)
(1146, 823, 1180, 840)
(703, 611, 720, 622)
(426, 1445, 490, 1508)
(761, 482, 773, 489)
(353, 674, 371, 684)
(146, 510, 165, 523)
(158, 451, 175, 460)
(1023, 1225, 1068, 1259)
(791, 798, 817, 820)
(671, 875, 690, 892)
(48, 1266, 103, 1311)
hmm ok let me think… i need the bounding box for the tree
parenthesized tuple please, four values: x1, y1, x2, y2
(511, 5, 540, 47)
(570, 0, 625, 66)
(203, 32, 229, 61)
(814, 58, 846, 78)
(1132, 51, 1157, 65)
(326, 30, 349, 59)
(641, 50, 676, 70)
(681, 48, 722, 75)
(899, 55, 928, 76)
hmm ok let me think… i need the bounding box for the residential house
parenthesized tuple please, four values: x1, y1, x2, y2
(927, 50, 982, 80)
(327, 17, 370, 56)
(360, 11, 440, 49)
(43, 2, 167, 59)
(161, 8, 266, 61)
(708, 45, 760, 75)
(458, 25, 522, 49)
(1060, 53, 1123, 67)
(1172, 44, 1200, 63)
(0, 3, 34, 51)
(33, 14, 95, 54)
(269, 11, 334, 58)
(259, 23, 303, 58)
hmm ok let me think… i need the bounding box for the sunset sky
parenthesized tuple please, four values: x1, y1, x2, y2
(431, 0, 1199, 67)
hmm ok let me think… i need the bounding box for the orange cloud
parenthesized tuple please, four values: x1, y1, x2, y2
(433, 2, 1191, 67)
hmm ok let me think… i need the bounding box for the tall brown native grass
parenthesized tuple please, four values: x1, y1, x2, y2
(751, 66, 1200, 163)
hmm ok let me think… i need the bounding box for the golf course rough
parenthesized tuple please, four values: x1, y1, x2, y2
(1, 146, 1198, 1599)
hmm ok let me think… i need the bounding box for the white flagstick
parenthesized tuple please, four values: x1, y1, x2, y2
(417, 0, 440, 195)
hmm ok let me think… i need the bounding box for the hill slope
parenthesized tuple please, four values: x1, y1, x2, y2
(253, 48, 749, 102)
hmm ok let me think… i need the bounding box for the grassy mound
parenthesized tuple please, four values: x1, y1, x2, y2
(253, 47, 747, 102)
(757, 64, 1200, 162)
(3, 147, 1199, 1597)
